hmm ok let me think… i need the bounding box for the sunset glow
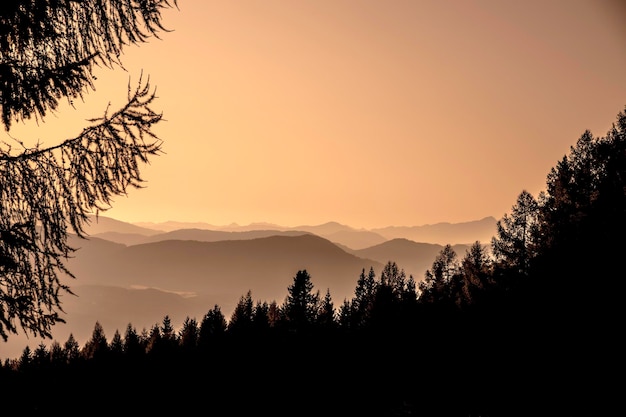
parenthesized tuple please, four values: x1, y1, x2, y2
(4, 0, 625, 229)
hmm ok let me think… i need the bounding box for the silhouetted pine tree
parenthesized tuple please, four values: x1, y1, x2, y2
(457, 241, 493, 308)
(81, 321, 108, 361)
(17, 345, 31, 372)
(418, 244, 459, 306)
(159, 315, 179, 357)
(145, 323, 162, 356)
(31, 343, 49, 369)
(63, 333, 81, 364)
(123, 323, 145, 359)
(109, 330, 124, 358)
(282, 269, 319, 333)
(491, 190, 541, 276)
(49, 341, 65, 368)
(338, 299, 353, 329)
(198, 305, 227, 350)
(316, 289, 337, 331)
(178, 316, 199, 352)
(350, 267, 378, 328)
(252, 300, 271, 335)
(228, 290, 254, 336)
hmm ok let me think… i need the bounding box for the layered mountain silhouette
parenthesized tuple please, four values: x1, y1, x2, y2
(66, 233, 383, 305)
(130, 217, 497, 248)
(347, 239, 473, 280)
(372, 216, 497, 245)
(1, 215, 497, 360)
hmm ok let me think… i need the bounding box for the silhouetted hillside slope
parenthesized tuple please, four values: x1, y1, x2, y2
(323, 229, 387, 250)
(137, 220, 388, 249)
(90, 228, 313, 246)
(84, 215, 163, 236)
(72, 234, 382, 303)
(135, 220, 287, 232)
(2, 234, 384, 360)
(349, 239, 471, 280)
(2, 216, 496, 359)
(143, 228, 312, 244)
(67, 234, 127, 264)
(2, 284, 218, 362)
(89, 231, 154, 246)
(372, 216, 497, 244)
(132, 217, 496, 247)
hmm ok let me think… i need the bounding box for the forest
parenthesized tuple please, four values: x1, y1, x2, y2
(0, 2, 622, 415)
(1, 107, 623, 416)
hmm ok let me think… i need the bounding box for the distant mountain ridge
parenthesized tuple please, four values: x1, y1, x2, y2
(127, 216, 497, 248)
(67, 233, 383, 302)
(348, 239, 472, 280)
(85, 215, 165, 236)
(372, 216, 497, 245)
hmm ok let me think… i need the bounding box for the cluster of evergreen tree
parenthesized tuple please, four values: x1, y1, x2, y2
(1, 107, 624, 415)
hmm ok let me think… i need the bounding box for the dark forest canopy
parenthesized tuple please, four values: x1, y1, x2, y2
(0, 2, 623, 411)
(1, 105, 624, 415)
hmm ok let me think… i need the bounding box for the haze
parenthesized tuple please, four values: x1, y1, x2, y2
(3, 0, 625, 229)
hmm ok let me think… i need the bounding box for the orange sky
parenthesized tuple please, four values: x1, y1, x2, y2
(4, 0, 626, 229)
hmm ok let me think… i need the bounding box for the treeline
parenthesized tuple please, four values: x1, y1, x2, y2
(1, 107, 624, 415)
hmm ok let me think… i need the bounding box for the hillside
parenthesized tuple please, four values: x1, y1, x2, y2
(1, 215, 497, 360)
(66, 234, 383, 303)
(132, 216, 497, 248)
(372, 216, 497, 245)
(1, 233, 384, 360)
(349, 239, 472, 280)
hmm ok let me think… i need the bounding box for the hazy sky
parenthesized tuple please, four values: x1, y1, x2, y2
(4, 0, 626, 229)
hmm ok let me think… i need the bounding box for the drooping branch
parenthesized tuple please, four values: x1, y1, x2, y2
(0, 76, 163, 341)
(0, 0, 178, 129)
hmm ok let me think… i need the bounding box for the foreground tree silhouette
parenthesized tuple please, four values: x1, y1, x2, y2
(282, 269, 319, 333)
(81, 321, 108, 361)
(491, 189, 540, 274)
(0, 1, 178, 342)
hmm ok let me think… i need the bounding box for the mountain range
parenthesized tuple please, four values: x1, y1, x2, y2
(131, 216, 498, 248)
(1, 215, 497, 360)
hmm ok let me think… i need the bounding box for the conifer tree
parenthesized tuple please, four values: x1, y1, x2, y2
(283, 269, 319, 333)
(160, 315, 178, 350)
(63, 333, 81, 364)
(228, 291, 254, 335)
(338, 299, 353, 329)
(369, 261, 410, 328)
(109, 329, 124, 357)
(123, 323, 144, 358)
(351, 267, 378, 328)
(145, 323, 162, 356)
(252, 300, 270, 333)
(18, 345, 32, 371)
(267, 300, 282, 329)
(179, 316, 199, 351)
(198, 305, 227, 349)
(400, 274, 418, 316)
(491, 190, 540, 274)
(81, 321, 108, 360)
(32, 342, 50, 369)
(316, 289, 336, 330)
(49, 341, 65, 367)
(379, 261, 407, 299)
(457, 241, 492, 307)
(419, 245, 459, 305)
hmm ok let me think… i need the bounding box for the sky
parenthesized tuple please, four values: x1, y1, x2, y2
(4, 0, 626, 230)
